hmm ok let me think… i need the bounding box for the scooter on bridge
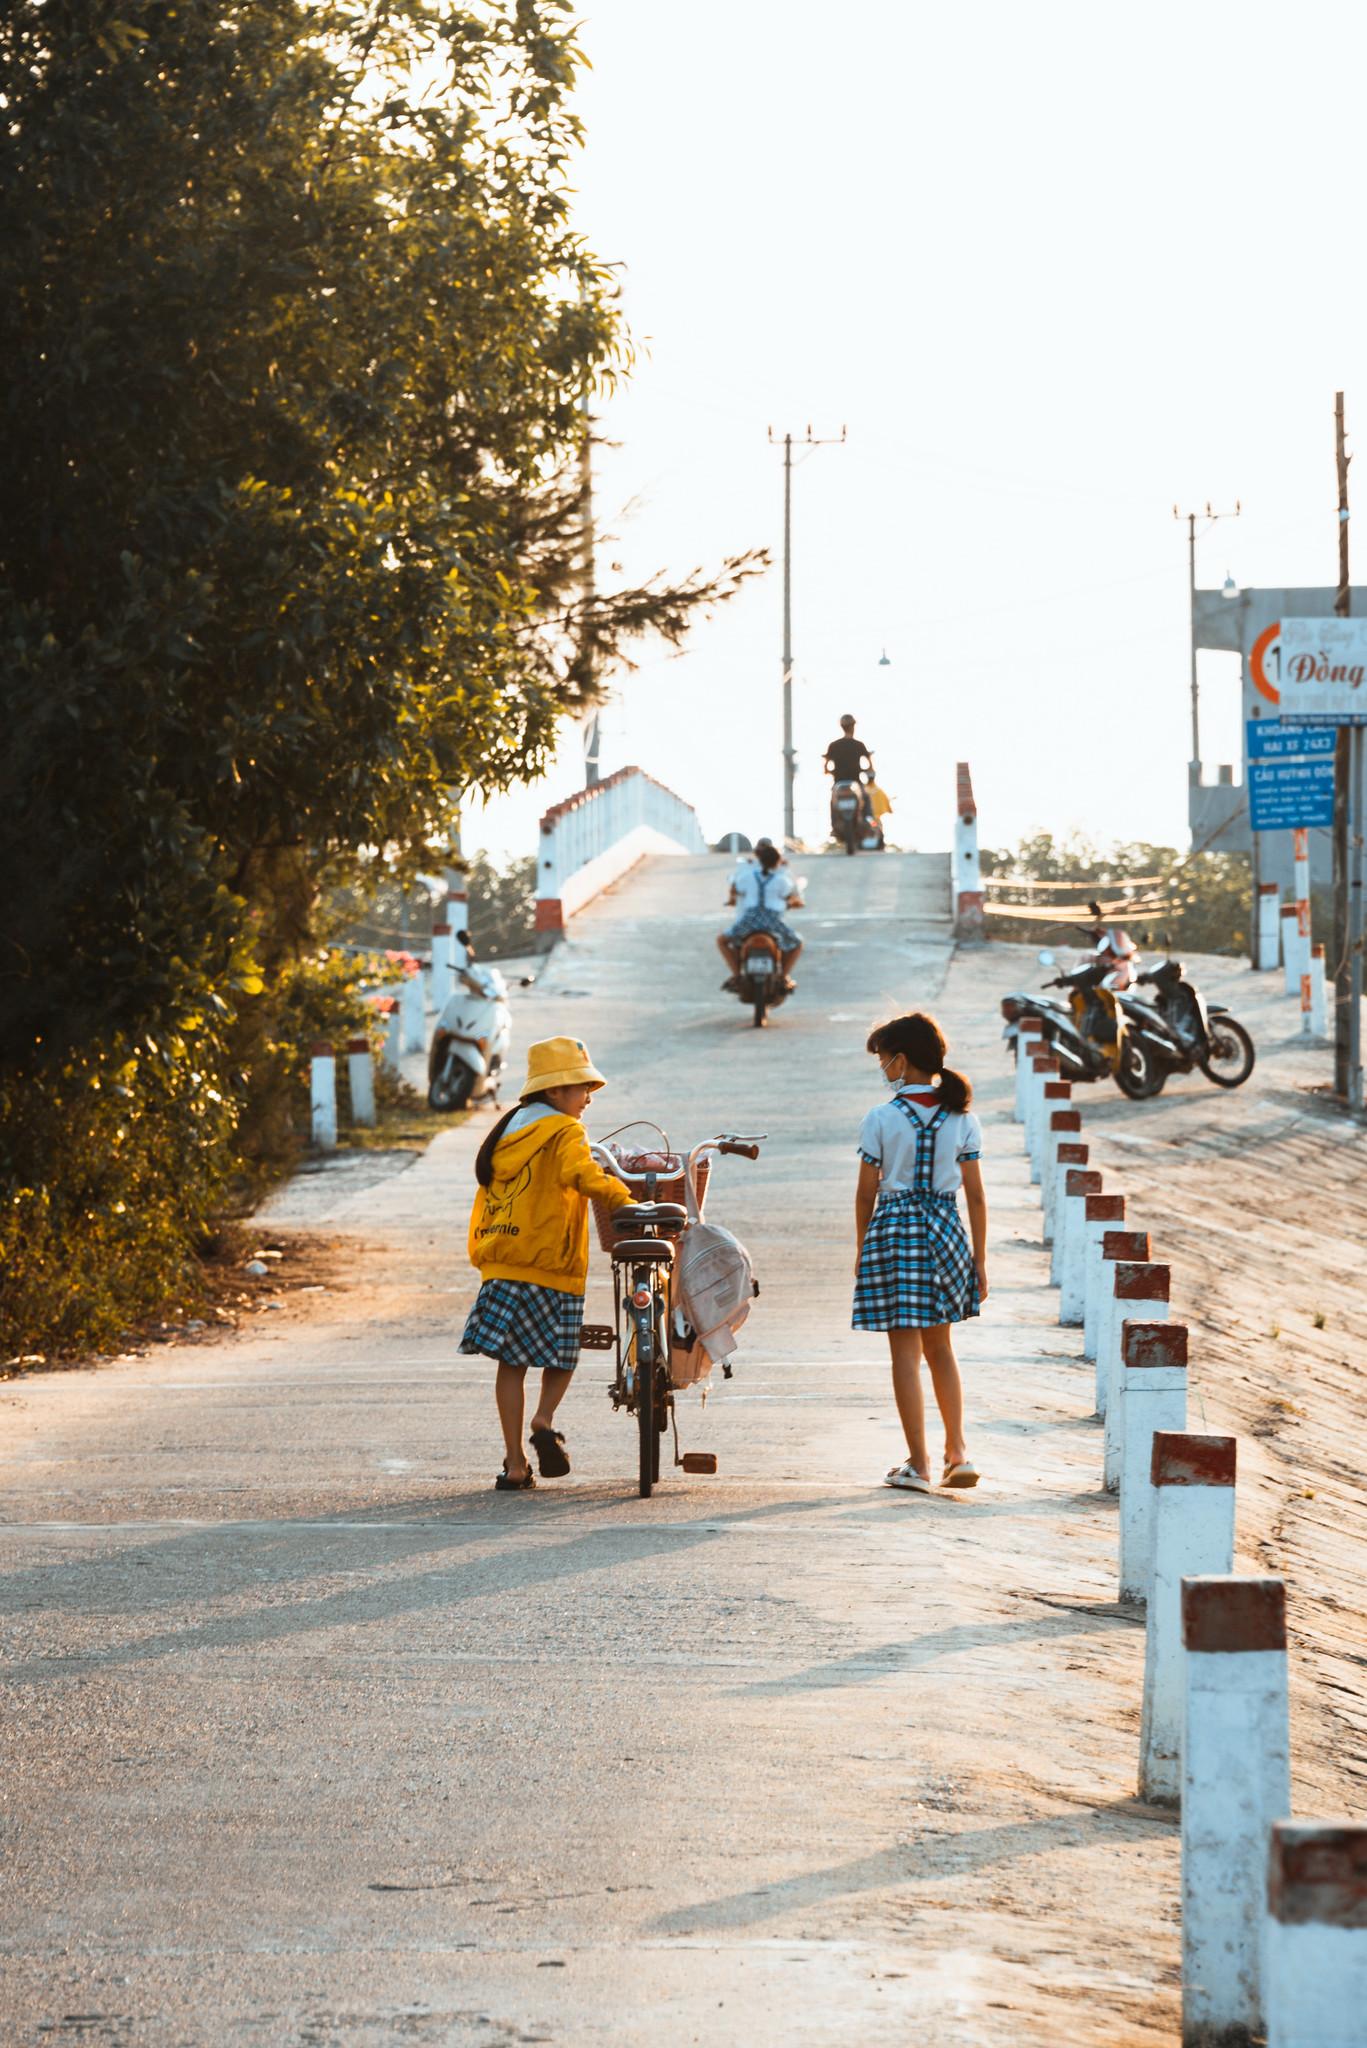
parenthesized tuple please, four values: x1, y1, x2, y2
(1119, 957, 1256, 1093)
(830, 779, 883, 855)
(428, 935, 536, 1111)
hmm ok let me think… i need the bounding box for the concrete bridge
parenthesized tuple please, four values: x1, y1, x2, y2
(5, 773, 1365, 2044)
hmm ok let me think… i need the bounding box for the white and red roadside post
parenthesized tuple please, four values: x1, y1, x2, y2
(430, 920, 453, 1013)
(1082, 1193, 1126, 1365)
(1059, 1167, 1103, 1325)
(1139, 1432, 1237, 1803)
(1181, 1577, 1290, 2045)
(1280, 903, 1306, 999)
(1304, 941, 1330, 1039)
(1013, 1017, 1043, 1123)
(1118, 1321, 1187, 1603)
(1103, 1258, 1169, 1492)
(1025, 1050, 1059, 1183)
(1041, 1105, 1082, 1245)
(380, 997, 403, 1078)
(1258, 881, 1281, 971)
(1095, 1229, 1154, 1424)
(346, 1036, 376, 1128)
(1046, 1147, 1088, 1272)
(953, 762, 985, 937)
(310, 1041, 337, 1151)
(1265, 1823, 1367, 2045)
(401, 958, 426, 1054)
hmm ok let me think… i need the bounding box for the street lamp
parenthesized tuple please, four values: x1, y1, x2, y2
(1221, 573, 1238, 600)
(878, 647, 891, 666)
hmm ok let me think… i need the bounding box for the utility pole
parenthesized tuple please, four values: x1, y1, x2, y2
(769, 424, 846, 845)
(1174, 501, 1240, 768)
(1333, 392, 1352, 1097)
(580, 386, 601, 787)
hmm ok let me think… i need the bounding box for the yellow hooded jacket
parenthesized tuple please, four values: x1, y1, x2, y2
(469, 1106, 633, 1295)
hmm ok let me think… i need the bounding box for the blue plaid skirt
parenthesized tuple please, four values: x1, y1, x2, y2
(730, 905, 800, 952)
(460, 1279, 584, 1371)
(852, 1188, 980, 1331)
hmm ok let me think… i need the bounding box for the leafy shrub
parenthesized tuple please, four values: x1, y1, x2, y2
(982, 834, 1254, 956)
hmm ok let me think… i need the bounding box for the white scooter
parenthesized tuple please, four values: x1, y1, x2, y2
(427, 933, 533, 1111)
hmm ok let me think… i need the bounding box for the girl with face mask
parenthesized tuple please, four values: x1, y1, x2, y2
(852, 1012, 988, 1493)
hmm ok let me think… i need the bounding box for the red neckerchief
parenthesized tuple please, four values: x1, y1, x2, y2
(899, 1090, 940, 1107)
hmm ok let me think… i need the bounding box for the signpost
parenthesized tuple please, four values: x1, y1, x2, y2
(1246, 722, 1337, 831)
(1281, 619, 1367, 1108)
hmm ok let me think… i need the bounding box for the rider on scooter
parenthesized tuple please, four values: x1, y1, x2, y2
(824, 715, 876, 830)
(718, 842, 803, 993)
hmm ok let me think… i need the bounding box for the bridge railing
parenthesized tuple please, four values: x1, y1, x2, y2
(534, 766, 708, 936)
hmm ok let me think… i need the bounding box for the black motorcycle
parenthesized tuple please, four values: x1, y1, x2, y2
(1129, 959, 1256, 1090)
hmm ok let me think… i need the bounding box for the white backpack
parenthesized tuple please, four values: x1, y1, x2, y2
(669, 1155, 759, 1385)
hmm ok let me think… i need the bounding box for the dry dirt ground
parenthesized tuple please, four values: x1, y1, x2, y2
(1, 855, 1363, 2047)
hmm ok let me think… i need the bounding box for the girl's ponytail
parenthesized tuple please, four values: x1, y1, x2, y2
(937, 1066, 972, 1112)
(474, 1091, 555, 1186)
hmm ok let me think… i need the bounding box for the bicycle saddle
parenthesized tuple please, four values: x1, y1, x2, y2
(613, 1202, 687, 1230)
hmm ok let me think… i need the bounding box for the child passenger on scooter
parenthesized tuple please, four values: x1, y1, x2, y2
(852, 1013, 989, 1493)
(460, 1036, 632, 1490)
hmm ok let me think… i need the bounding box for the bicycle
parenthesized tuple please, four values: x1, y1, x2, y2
(581, 1131, 764, 1498)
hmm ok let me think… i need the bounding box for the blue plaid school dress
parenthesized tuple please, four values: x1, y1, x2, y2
(852, 1101, 980, 1331)
(460, 1279, 584, 1371)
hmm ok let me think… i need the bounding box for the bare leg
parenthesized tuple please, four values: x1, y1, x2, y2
(888, 1328, 929, 1478)
(715, 933, 740, 975)
(495, 1363, 531, 1478)
(529, 1366, 575, 1436)
(780, 941, 803, 981)
(921, 1324, 967, 1469)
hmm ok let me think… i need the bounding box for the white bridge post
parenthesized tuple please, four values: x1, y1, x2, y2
(1013, 1016, 1043, 1122)
(954, 762, 984, 936)
(1258, 882, 1281, 970)
(346, 1036, 376, 1128)
(1026, 1050, 1059, 1184)
(1042, 1108, 1081, 1244)
(1095, 1230, 1153, 1424)
(1139, 1431, 1237, 1804)
(310, 1042, 337, 1152)
(1082, 1193, 1126, 1363)
(1265, 1823, 1367, 2047)
(1059, 1167, 1103, 1325)
(1103, 1258, 1169, 1491)
(1051, 1165, 1099, 1302)
(1182, 1577, 1290, 2045)
(1118, 1321, 1187, 1604)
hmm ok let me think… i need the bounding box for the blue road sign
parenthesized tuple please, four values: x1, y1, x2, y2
(1246, 720, 1337, 831)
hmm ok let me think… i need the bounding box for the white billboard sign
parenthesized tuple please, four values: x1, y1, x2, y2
(1278, 617, 1367, 723)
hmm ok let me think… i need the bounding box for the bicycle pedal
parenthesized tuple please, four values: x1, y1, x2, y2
(680, 1452, 718, 1475)
(579, 1324, 616, 1351)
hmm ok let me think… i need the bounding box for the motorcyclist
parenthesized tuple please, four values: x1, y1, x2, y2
(824, 715, 875, 830)
(717, 841, 803, 993)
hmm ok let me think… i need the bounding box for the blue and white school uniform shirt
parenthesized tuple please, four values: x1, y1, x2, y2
(857, 1092, 983, 1191)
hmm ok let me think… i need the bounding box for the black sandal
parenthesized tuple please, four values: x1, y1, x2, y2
(495, 1462, 535, 1491)
(530, 1427, 571, 1478)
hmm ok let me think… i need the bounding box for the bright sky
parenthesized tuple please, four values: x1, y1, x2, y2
(469, 0, 1367, 867)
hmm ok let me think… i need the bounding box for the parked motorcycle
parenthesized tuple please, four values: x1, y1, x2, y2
(428, 937, 535, 1110)
(1001, 951, 1156, 1098)
(1127, 958, 1256, 1091)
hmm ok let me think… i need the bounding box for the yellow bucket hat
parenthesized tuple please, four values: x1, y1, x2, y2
(520, 1034, 608, 1100)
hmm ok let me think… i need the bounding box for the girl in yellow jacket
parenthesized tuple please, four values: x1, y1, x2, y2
(460, 1036, 632, 1490)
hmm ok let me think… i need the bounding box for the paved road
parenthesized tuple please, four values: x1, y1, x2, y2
(1, 854, 1179, 2046)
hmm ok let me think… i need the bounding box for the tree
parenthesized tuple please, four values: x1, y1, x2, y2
(0, 0, 758, 1354)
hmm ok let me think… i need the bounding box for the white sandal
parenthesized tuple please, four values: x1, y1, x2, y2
(941, 1459, 980, 1489)
(884, 1461, 932, 1494)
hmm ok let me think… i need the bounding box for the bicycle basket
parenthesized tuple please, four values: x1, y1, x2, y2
(591, 1145, 709, 1253)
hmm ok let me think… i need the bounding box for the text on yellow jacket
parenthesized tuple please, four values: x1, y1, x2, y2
(469, 1104, 633, 1295)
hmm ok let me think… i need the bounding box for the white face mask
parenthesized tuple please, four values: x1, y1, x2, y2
(880, 1064, 905, 1091)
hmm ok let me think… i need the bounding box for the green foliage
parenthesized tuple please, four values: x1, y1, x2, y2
(0, 1035, 238, 1360)
(0, 0, 758, 1356)
(465, 851, 538, 960)
(983, 833, 1254, 955)
(232, 949, 388, 1183)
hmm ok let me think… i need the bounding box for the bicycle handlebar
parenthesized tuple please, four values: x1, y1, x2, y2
(719, 1141, 760, 1159)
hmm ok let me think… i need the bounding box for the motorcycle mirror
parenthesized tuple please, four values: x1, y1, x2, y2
(1037, 949, 1056, 967)
(520, 975, 537, 988)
